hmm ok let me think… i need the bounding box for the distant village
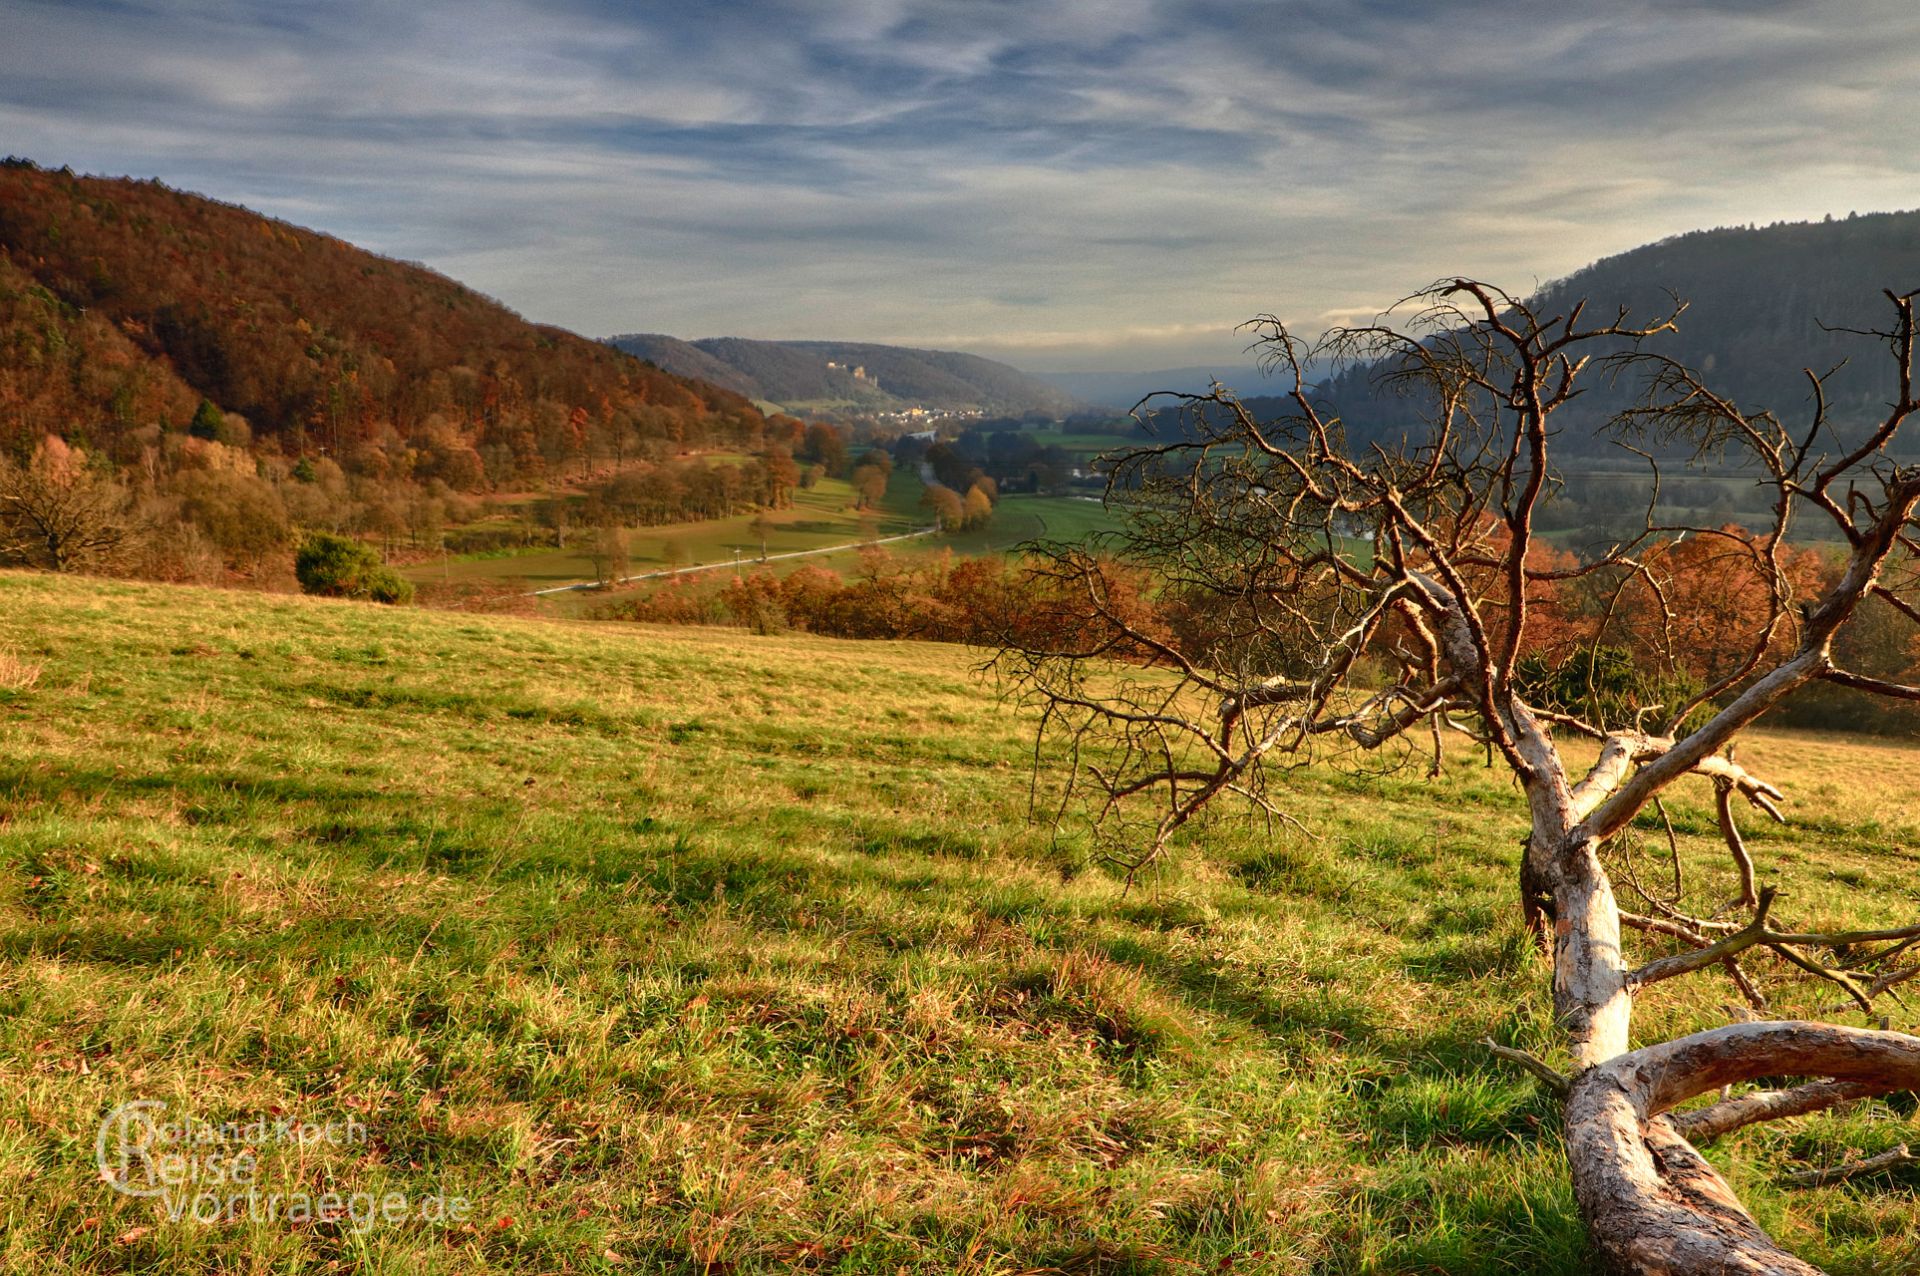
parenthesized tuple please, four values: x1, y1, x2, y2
(824, 359, 994, 428)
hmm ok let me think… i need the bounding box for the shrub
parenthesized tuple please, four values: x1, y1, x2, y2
(1512, 645, 1706, 734)
(722, 572, 787, 634)
(605, 549, 1169, 653)
(294, 533, 413, 604)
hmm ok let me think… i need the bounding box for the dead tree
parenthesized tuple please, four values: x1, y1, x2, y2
(995, 280, 1920, 1273)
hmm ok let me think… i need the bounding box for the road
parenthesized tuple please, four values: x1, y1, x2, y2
(524, 525, 941, 596)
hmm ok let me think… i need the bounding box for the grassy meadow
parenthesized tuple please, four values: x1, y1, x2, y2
(920, 494, 1126, 558)
(407, 470, 931, 594)
(1, 571, 1918, 1272)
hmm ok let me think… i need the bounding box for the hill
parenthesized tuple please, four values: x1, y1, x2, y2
(0, 159, 766, 487)
(1315, 210, 1920, 458)
(610, 332, 1079, 417)
(4, 569, 1917, 1271)
(1032, 363, 1276, 408)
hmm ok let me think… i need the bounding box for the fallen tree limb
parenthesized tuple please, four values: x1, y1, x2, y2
(1629, 888, 1776, 990)
(1670, 1079, 1883, 1142)
(1714, 777, 1758, 911)
(1822, 964, 1920, 1015)
(1628, 889, 1920, 1014)
(1783, 1143, 1918, 1188)
(1567, 1021, 1920, 1275)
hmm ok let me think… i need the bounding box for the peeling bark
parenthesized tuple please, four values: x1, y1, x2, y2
(1567, 1023, 1920, 1274)
(1671, 1080, 1880, 1143)
(1521, 837, 1556, 949)
(1565, 1091, 1825, 1276)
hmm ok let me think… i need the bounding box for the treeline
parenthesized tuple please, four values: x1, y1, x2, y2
(908, 430, 1085, 494)
(602, 525, 1920, 738)
(601, 549, 1155, 650)
(0, 432, 308, 585)
(1405, 527, 1920, 737)
(883, 439, 1000, 531)
(586, 454, 799, 528)
(0, 160, 773, 496)
(582, 423, 854, 529)
(0, 424, 871, 588)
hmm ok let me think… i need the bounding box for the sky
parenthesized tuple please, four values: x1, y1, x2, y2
(4, 1, 1920, 372)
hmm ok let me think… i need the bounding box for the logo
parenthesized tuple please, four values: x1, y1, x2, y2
(96, 1100, 176, 1199)
(95, 1100, 470, 1229)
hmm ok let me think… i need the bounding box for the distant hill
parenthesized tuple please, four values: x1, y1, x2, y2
(0, 160, 766, 487)
(1032, 364, 1277, 409)
(610, 333, 1079, 418)
(1317, 210, 1920, 457)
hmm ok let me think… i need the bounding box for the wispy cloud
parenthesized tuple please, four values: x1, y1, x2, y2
(5, 0, 1919, 369)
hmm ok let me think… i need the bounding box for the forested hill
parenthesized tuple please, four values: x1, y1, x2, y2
(0, 160, 766, 486)
(610, 333, 1079, 417)
(1314, 210, 1920, 457)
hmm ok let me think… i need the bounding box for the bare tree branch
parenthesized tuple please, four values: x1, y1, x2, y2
(1000, 279, 1920, 1275)
(1671, 1080, 1883, 1143)
(1783, 1144, 1918, 1188)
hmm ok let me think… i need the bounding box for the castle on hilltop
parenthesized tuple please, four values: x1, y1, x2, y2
(825, 360, 878, 390)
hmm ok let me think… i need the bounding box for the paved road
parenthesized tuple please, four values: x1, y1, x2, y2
(525, 525, 940, 596)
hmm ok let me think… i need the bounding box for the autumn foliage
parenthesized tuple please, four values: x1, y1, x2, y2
(605, 522, 1915, 735)
(0, 161, 766, 487)
(607, 548, 1166, 653)
(0, 160, 805, 583)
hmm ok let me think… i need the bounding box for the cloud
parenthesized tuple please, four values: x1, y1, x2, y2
(4, 0, 1919, 370)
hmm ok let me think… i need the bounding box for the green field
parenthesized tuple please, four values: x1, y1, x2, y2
(1, 573, 1917, 1272)
(412, 482, 1127, 607)
(1028, 427, 1150, 464)
(601, 493, 1130, 583)
(921, 493, 1126, 556)
(1042, 430, 1148, 453)
(406, 472, 930, 593)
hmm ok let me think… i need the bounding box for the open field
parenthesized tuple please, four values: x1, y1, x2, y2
(530, 492, 1129, 615)
(1030, 427, 1151, 464)
(404, 472, 929, 593)
(926, 493, 1127, 556)
(800, 493, 1123, 564)
(1, 572, 1918, 1272)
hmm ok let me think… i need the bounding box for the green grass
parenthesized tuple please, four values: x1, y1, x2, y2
(869, 493, 1126, 561)
(0, 571, 1917, 1272)
(607, 492, 1128, 584)
(1031, 428, 1150, 460)
(410, 472, 929, 592)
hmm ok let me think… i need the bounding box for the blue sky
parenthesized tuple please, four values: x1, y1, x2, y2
(5, 0, 1920, 370)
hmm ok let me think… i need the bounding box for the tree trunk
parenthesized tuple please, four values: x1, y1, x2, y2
(1565, 1022, 1920, 1275)
(1567, 1072, 1824, 1274)
(1544, 828, 1828, 1272)
(1520, 834, 1555, 949)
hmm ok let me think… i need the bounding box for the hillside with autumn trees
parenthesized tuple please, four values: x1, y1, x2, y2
(0, 158, 797, 582)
